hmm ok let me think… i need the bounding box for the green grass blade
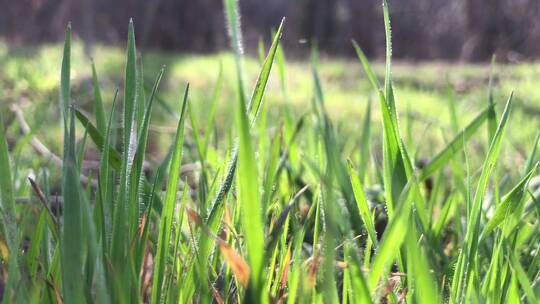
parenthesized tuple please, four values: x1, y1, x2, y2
(347, 249, 373, 304)
(60, 24, 71, 128)
(418, 106, 492, 181)
(347, 160, 378, 246)
(57, 23, 84, 303)
(74, 102, 163, 217)
(446, 80, 460, 132)
(265, 186, 308, 255)
(91, 60, 106, 133)
(96, 91, 118, 252)
(382, 0, 395, 114)
(368, 181, 413, 296)
(0, 107, 23, 303)
(108, 19, 139, 301)
(74, 109, 122, 170)
(510, 251, 538, 303)
(26, 208, 46, 279)
(353, 40, 409, 217)
(128, 67, 164, 233)
(203, 63, 223, 157)
(150, 84, 189, 304)
(247, 18, 284, 120)
(136, 56, 146, 131)
(136, 166, 161, 269)
(405, 219, 439, 303)
(236, 65, 266, 302)
(487, 55, 498, 143)
(523, 131, 540, 175)
(359, 99, 372, 182)
(482, 163, 538, 238)
(452, 93, 513, 301)
(352, 41, 381, 91)
(206, 17, 284, 226)
(61, 109, 84, 302)
(261, 128, 282, 209)
(123, 18, 138, 159)
(224, 0, 247, 108)
(311, 52, 364, 235)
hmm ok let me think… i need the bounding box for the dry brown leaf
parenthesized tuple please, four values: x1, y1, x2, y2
(306, 255, 321, 288)
(218, 242, 250, 288)
(210, 285, 225, 304)
(276, 245, 292, 304)
(186, 207, 202, 226)
(138, 214, 147, 238)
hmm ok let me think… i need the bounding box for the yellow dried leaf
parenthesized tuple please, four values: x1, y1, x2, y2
(218, 242, 250, 288)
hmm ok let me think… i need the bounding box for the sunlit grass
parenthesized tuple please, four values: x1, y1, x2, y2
(1, 0, 540, 302)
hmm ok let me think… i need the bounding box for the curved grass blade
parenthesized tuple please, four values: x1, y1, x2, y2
(353, 40, 408, 217)
(368, 181, 414, 296)
(481, 163, 538, 238)
(418, 106, 492, 181)
(523, 131, 540, 175)
(311, 51, 363, 235)
(510, 251, 538, 303)
(74, 109, 122, 170)
(347, 160, 378, 246)
(265, 185, 309, 255)
(451, 93, 513, 301)
(206, 17, 285, 226)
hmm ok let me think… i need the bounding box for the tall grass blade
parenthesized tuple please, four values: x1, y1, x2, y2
(61, 109, 84, 302)
(368, 181, 413, 296)
(206, 17, 284, 225)
(347, 160, 378, 246)
(451, 93, 513, 301)
(482, 163, 538, 238)
(235, 66, 266, 302)
(359, 99, 372, 182)
(0, 107, 23, 303)
(150, 84, 189, 304)
(418, 106, 492, 181)
(111, 18, 138, 272)
(510, 251, 538, 303)
(91, 60, 106, 133)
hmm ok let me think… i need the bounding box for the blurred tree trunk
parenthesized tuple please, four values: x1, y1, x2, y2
(81, 0, 95, 57)
(345, 0, 379, 56)
(1, 0, 540, 61)
(461, 0, 504, 61)
(302, 0, 337, 50)
(141, 0, 164, 49)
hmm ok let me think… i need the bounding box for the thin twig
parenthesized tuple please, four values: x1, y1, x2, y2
(28, 177, 58, 226)
(11, 104, 99, 187)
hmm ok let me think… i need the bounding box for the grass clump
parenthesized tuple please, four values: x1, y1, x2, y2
(1, 0, 540, 303)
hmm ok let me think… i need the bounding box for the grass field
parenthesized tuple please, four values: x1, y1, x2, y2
(1, 0, 540, 303)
